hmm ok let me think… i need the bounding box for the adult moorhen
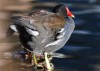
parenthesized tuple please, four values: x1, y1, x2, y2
(6, 4, 75, 70)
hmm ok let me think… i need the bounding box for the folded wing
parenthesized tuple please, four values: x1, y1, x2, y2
(44, 17, 75, 53)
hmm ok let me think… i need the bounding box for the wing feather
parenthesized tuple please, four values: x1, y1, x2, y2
(44, 17, 75, 53)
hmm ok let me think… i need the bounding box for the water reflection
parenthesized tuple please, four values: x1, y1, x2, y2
(0, 0, 100, 71)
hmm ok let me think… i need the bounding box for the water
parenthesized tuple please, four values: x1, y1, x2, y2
(0, 0, 100, 71)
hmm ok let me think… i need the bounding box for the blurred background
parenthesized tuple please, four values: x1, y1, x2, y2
(0, 0, 100, 71)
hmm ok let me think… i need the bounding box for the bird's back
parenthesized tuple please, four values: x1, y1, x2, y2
(7, 9, 68, 55)
(26, 9, 66, 54)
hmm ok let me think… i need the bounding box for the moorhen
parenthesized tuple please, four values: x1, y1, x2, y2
(6, 4, 75, 70)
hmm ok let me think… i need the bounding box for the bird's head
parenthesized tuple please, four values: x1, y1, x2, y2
(52, 4, 75, 18)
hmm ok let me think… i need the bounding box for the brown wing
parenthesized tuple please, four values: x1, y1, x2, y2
(29, 9, 65, 28)
(43, 13, 66, 29)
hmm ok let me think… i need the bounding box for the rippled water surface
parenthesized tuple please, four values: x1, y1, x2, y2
(0, 0, 100, 71)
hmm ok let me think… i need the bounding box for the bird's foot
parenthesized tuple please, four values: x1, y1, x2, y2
(30, 53, 54, 71)
(32, 55, 45, 70)
(33, 63, 54, 71)
(33, 64, 44, 70)
(44, 62, 54, 71)
(44, 52, 54, 71)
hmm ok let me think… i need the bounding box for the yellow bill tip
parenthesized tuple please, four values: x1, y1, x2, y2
(71, 15, 75, 18)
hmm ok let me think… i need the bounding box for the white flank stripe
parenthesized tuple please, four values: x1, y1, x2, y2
(57, 30, 66, 39)
(58, 28, 64, 33)
(26, 28, 39, 36)
(10, 25, 17, 32)
(45, 39, 62, 47)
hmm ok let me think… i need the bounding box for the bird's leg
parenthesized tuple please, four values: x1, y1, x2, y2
(44, 52, 52, 70)
(33, 53, 38, 70)
(33, 54, 45, 70)
(48, 54, 54, 70)
(33, 54, 38, 65)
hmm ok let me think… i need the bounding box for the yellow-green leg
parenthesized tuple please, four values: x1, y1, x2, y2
(44, 52, 52, 70)
(33, 53, 38, 65)
(33, 54, 44, 70)
(32, 53, 39, 71)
